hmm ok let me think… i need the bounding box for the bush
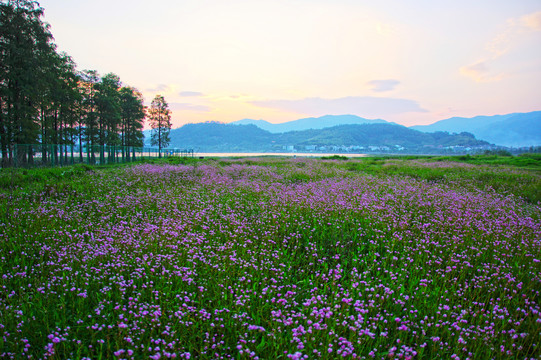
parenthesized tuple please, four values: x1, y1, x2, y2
(484, 149, 512, 156)
(321, 155, 348, 160)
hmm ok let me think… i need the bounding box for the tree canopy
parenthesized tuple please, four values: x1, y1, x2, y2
(148, 95, 172, 156)
(0, 0, 149, 166)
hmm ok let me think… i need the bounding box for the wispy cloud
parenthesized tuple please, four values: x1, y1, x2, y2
(459, 61, 504, 83)
(250, 96, 427, 118)
(179, 91, 204, 97)
(146, 84, 179, 94)
(484, 12, 541, 57)
(367, 79, 400, 92)
(520, 11, 541, 31)
(146, 84, 168, 92)
(461, 11, 541, 82)
(169, 102, 210, 112)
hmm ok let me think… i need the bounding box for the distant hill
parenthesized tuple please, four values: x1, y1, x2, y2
(411, 111, 541, 147)
(230, 114, 388, 133)
(276, 124, 487, 148)
(146, 111, 540, 149)
(167, 122, 490, 153)
(143, 129, 152, 146)
(170, 122, 271, 151)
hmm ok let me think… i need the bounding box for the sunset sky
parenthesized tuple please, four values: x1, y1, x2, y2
(39, 0, 541, 129)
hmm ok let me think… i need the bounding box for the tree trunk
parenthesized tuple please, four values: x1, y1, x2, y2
(27, 144, 34, 166)
(78, 128, 83, 163)
(0, 100, 9, 168)
(53, 109, 58, 165)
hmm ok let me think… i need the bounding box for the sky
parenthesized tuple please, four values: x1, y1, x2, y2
(38, 0, 541, 129)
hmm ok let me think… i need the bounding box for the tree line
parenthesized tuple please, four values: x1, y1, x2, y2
(0, 0, 172, 167)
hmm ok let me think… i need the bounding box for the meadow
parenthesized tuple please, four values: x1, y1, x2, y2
(0, 156, 540, 359)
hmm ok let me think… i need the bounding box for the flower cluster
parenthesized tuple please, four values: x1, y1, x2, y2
(0, 159, 539, 359)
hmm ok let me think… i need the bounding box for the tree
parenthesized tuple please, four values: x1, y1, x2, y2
(80, 70, 99, 164)
(0, 0, 150, 167)
(39, 52, 79, 165)
(95, 72, 121, 163)
(119, 86, 145, 161)
(0, 0, 57, 165)
(148, 95, 171, 157)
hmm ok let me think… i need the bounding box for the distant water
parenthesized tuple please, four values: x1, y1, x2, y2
(195, 152, 368, 158)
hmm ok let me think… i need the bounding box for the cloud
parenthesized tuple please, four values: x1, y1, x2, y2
(520, 11, 541, 31)
(146, 84, 183, 95)
(179, 91, 204, 97)
(487, 11, 541, 56)
(461, 11, 541, 82)
(367, 79, 400, 92)
(228, 94, 252, 100)
(146, 84, 169, 92)
(250, 96, 427, 118)
(169, 102, 210, 112)
(459, 60, 504, 82)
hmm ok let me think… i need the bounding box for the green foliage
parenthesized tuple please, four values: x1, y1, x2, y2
(0, 1, 147, 168)
(0, 164, 88, 191)
(0, 0, 56, 155)
(119, 86, 145, 150)
(484, 149, 512, 156)
(1, 158, 539, 359)
(149, 95, 172, 154)
(164, 122, 492, 153)
(338, 155, 541, 203)
(518, 153, 541, 160)
(96, 73, 122, 146)
(440, 153, 541, 169)
(286, 171, 311, 183)
(320, 155, 348, 160)
(164, 156, 203, 165)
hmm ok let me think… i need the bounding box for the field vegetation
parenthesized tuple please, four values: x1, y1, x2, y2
(1, 155, 540, 359)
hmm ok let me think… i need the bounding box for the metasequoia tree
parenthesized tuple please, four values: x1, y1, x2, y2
(119, 86, 145, 160)
(0, 0, 148, 167)
(0, 0, 57, 165)
(148, 95, 171, 157)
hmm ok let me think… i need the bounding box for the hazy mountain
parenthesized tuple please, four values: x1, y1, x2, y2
(411, 111, 541, 147)
(170, 122, 272, 151)
(167, 122, 490, 153)
(147, 111, 540, 148)
(230, 114, 388, 133)
(276, 124, 487, 148)
(147, 111, 539, 149)
(143, 129, 152, 145)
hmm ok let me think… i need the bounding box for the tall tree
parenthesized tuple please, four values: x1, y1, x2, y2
(0, 1, 151, 167)
(39, 52, 79, 165)
(119, 86, 145, 161)
(55, 53, 80, 164)
(148, 95, 171, 157)
(80, 70, 99, 164)
(74, 72, 86, 162)
(0, 0, 57, 165)
(95, 72, 121, 163)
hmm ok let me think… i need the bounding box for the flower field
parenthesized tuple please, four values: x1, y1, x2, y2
(1, 157, 540, 359)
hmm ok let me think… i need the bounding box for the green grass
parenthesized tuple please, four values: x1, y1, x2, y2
(0, 155, 540, 359)
(337, 155, 541, 203)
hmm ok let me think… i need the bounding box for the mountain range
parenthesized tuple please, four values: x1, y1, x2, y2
(143, 111, 540, 152)
(231, 112, 540, 147)
(164, 122, 489, 153)
(231, 115, 388, 133)
(410, 111, 541, 147)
